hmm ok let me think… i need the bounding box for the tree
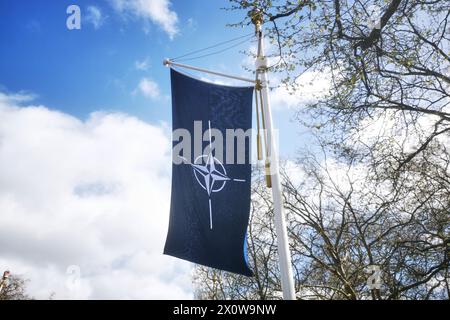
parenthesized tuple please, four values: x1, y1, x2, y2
(227, 0, 449, 183)
(282, 148, 449, 299)
(0, 275, 32, 300)
(193, 0, 450, 300)
(195, 155, 449, 299)
(195, 0, 449, 300)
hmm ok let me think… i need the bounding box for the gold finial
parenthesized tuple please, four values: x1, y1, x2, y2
(249, 7, 263, 29)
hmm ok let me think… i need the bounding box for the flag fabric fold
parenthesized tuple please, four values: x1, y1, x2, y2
(164, 69, 254, 276)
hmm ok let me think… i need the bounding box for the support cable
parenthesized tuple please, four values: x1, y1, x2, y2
(170, 33, 254, 62)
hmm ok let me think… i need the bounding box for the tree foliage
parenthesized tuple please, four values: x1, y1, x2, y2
(196, 156, 449, 299)
(0, 275, 32, 300)
(195, 0, 449, 300)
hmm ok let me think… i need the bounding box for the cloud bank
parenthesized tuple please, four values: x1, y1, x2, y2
(0, 92, 192, 299)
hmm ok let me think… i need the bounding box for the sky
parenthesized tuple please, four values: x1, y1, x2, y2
(0, 0, 329, 299)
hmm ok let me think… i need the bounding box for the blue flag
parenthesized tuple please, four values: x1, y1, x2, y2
(164, 69, 254, 276)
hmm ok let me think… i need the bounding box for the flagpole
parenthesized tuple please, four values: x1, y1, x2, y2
(251, 9, 297, 300)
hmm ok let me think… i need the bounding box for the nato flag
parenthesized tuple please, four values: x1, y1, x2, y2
(164, 69, 254, 276)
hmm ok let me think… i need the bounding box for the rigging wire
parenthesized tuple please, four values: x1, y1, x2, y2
(170, 32, 255, 61)
(173, 37, 256, 63)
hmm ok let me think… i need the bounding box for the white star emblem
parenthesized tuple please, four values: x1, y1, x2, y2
(180, 121, 246, 230)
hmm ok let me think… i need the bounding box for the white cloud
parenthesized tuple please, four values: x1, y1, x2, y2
(269, 70, 331, 110)
(134, 78, 160, 99)
(0, 91, 36, 104)
(135, 58, 151, 71)
(187, 18, 197, 31)
(109, 0, 178, 39)
(85, 6, 106, 29)
(0, 92, 192, 299)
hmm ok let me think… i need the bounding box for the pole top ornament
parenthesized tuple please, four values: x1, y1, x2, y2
(249, 7, 264, 27)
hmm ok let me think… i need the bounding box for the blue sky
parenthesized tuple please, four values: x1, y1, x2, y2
(0, 0, 312, 158)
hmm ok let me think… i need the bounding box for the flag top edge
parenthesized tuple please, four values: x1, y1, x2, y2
(170, 67, 255, 90)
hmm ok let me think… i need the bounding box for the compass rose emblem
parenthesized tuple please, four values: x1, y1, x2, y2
(192, 153, 230, 196)
(181, 121, 246, 230)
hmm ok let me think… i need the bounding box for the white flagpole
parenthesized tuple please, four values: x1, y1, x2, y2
(251, 9, 297, 300)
